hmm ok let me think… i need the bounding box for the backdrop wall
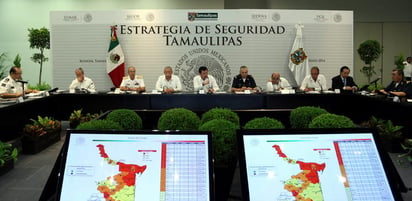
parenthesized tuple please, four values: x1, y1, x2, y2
(0, 0, 411, 88)
(50, 10, 353, 91)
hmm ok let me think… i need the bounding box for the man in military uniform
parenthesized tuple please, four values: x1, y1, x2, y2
(0, 66, 37, 98)
(69, 68, 96, 93)
(231, 66, 257, 92)
(120, 66, 145, 93)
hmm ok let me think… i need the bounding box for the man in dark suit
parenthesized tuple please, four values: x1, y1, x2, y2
(331, 66, 358, 92)
(378, 69, 412, 99)
(231, 66, 257, 92)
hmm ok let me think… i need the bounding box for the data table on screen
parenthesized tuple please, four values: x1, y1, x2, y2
(336, 139, 394, 201)
(160, 141, 209, 201)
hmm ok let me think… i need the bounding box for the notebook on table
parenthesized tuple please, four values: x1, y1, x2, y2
(237, 128, 404, 201)
(56, 130, 214, 201)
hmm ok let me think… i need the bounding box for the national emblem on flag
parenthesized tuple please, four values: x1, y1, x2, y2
(106, 26, 125, 88)
(288, 24, 309, 86)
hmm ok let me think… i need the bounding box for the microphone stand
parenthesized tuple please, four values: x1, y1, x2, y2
(17, 80, 28, 99)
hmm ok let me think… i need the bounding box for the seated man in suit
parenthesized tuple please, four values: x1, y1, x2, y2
(331, 66, 358, 92)
(231, 66, 257, 92)
(378, 69, 410, 98)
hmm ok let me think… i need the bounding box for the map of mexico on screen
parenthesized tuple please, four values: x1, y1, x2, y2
(56, 132, 212, 201)
(239, 132, 398, 201)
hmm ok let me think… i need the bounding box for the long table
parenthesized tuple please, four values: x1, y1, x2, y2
(1, 92, 412, 141)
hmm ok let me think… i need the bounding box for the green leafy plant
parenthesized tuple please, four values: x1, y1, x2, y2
(309, 113, 356, 128)
(198, 119, 238, 166)
(290, 106, 328, 128)
(244, 117, 285, 129)
(361, 116, 403, 140)
(394, 53, 405, 70)
(200, 108, 240, 127)
(23, 116, 61, 140)
(357, 40, 382, 83)
(361, 116, 403, 152)
(76, 119, 123, 130)
(28, 27, 50, 85)
(106, 109, 142, 130)
(0, 141, 18, 166)
(157, 108, 200, 130)
(13, 54, 21, 67)
(0, 52, 8, 79)
(69, 109, 100, 129)
(398, 139, 412, 163)
(28, 82, 52, 91)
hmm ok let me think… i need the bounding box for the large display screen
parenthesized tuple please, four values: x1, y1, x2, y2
(56, 131, 213, 201)
(237, 129, 402, 201)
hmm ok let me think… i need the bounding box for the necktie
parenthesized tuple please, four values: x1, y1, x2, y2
(343, 78, 346, 86)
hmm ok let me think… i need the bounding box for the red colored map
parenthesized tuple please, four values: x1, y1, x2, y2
(272, 145, 325, 201)
(96, 144, 147, 201)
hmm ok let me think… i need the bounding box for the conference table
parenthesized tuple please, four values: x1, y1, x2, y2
(1, 91, 412, 142)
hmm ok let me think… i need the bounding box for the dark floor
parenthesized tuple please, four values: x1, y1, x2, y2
(0, 121, 411, 201)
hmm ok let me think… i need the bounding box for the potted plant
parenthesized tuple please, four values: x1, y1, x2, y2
(357, 40, 382, 83)
(290, 106, 328, 128)
(69, 109, 100, 129)
(398, 138, 412, 164)
(308, 113, 356, 128)
(76, 119, 123, 130)
(244, 117, 285, 129)
(200, 108, 240, 127)
(21, 116, 61, 154)
(198, 119, 238, 201)
(28, 27, 50, 85)
(157, 108, 200, 131)
(0, 141, 18, 176)
(106, 109, 142, 130)
(361, 116, 403, 153)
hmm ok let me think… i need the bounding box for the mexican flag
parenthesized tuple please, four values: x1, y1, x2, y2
(106, 26, 125, 88)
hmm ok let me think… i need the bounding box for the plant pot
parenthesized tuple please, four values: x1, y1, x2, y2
(380, 137, 403, 153)
(21, 129, 61, 154)
(0, 159, 14, 176)
(214, 162, 237, 201)
(69, 119, 81, 129)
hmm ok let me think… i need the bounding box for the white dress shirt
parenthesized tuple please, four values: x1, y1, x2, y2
(69, 76, 96, 93)
(120, 75, 145, 89)
(155, 75, 182, 92)
(404, 62, 412, 78)
(193, 75, 220, 92)
(300, 74, 327, 91)
(266, 77, 292, 91)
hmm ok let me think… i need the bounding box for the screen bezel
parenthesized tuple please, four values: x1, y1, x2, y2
(55, 129, 215, 201)
(236, 128, 404, 201)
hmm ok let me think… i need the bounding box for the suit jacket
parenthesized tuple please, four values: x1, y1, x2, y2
(231, 74, 256, 89)
(331, 75, 357, 90)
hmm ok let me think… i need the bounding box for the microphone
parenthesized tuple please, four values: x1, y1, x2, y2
(317, 79, 323, 91)
(370, 77, 381, 85)
(17, 80, 28, 84)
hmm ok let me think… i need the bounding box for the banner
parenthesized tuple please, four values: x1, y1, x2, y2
(50, 10, 353, 91)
